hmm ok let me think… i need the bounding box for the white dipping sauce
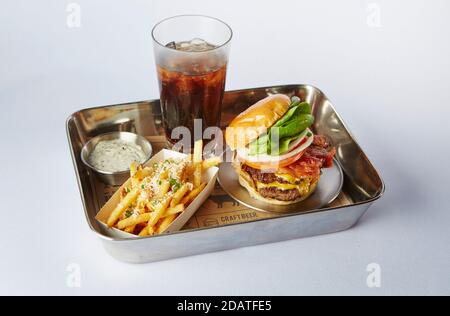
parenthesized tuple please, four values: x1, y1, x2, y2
(88, 139, 147, 172)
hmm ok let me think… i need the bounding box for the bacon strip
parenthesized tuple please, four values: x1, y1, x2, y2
(280, 135, 336, 178)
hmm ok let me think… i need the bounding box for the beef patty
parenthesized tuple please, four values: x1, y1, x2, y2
(241, 164, 315, 201)
(258, 187, 301, 201)
(242, 164, 296, 184)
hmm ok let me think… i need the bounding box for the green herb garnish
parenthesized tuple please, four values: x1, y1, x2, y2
(173, 183, 181, 192)
(169, 178, 181, 192)
(125, 210, 133, 218)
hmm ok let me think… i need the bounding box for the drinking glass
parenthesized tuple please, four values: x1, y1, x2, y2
(152, 15, 232, 147)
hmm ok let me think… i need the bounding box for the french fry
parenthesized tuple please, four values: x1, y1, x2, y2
(130, 161, 139, 187)
(170, 183, 191, 207)
(138, 223, 156, 236)
(193, 139, 203, 161)
(202, 156, 221, 169)
(162, 204, 184, 218)
(117, 212, 152, 230)
(130, 165, 153, 189)
(157, 214, 177, 234)
(138, 225, 150, 236)
(146, 201, 154, 212)
(124, 225, 136, 234)
(159, 169, 169, 180)
(147, 196, 172, 228)
(107, 184, 141, 227)
(185, 163, 195, 177)
(185, 154, 218, 177)
(193, 139, 203, 188)
(157, 180, 170, 199)
(120, 187, 128, 200)
(135, 166, 152, 181)
(180, 182, 206, 205)
(130, 161, 138, 177)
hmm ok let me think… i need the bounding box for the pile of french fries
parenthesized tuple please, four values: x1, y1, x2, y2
(106, 140, 221, 236)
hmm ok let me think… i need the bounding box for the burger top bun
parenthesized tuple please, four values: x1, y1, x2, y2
(225, 94, 291, 151)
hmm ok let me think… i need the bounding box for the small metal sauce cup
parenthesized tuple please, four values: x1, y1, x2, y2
(80, 132, 153, 186)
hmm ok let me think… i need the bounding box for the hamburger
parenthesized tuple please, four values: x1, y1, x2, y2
(225, 94, 336, 205)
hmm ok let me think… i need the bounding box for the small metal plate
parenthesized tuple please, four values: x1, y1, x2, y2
(218, 158, 344, 213)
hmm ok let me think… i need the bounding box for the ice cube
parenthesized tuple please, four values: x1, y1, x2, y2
(167, 38, 217, 52)
(165, 41, 177, 49)
(190, 38, 208, 46)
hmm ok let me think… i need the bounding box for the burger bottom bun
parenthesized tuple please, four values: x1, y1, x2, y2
(237, 169, 319, 205)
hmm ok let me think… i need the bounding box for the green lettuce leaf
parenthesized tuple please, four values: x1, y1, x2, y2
(247, 100, 314, 156)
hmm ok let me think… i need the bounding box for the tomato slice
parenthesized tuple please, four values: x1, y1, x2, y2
(242, 149, 306, 170)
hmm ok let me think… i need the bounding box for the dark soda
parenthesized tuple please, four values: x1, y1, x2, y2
(157, 40, 228, 145)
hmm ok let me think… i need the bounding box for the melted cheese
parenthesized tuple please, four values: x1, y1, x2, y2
(256, 182, 299, 190)
(276, 173, 298, 183)
(256, 179, 312, 195)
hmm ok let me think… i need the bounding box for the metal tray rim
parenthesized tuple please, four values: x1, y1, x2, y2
(66, 84, 385, 243)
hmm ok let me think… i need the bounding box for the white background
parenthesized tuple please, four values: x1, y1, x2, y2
(1, 0, 449, 295)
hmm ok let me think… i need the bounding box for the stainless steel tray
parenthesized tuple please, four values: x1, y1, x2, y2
(67, 84, 385, 263)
